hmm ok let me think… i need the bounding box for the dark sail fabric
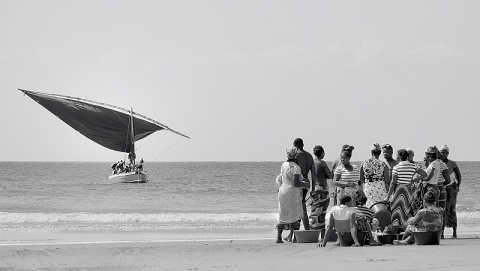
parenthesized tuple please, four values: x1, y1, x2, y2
(20, 89, 169, 153)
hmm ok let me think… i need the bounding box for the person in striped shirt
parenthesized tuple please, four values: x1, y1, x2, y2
(333, 145, 360, 206)
(354, 189, 381, 246)
(387, 149, 428, 228)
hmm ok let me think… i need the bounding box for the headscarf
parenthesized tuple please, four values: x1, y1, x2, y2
(370, 143, 381, 151)
(440, 144, 449, 153)
(425, 145, 438, 154)
(286, 147, 298, 160)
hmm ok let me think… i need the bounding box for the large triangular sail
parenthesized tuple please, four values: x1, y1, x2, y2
(19, 89, 189, 153)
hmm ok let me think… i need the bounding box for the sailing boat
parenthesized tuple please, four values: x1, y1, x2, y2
(19, 88, 189, 183)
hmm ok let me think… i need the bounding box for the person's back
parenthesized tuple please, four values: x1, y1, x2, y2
(420, 205, 443, 231)
(330, 204, 356, 233)
(296, 149, 314, 179)
(314, 159, 331, 187)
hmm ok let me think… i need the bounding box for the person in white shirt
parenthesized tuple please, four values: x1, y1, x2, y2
(321, 195, 361, 247)
(424, 146, 441, 205)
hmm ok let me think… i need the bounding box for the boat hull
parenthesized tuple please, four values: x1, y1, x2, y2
(109, 171, 148, 183)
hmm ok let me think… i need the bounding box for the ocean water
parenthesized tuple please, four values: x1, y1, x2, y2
(0, 161, 478, 233)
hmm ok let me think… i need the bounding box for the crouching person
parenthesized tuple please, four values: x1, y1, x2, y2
(394, 191, 443, 245)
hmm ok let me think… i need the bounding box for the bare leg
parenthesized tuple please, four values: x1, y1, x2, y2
(276, 224, 284, 243)
(276, 229, 284, 243)
(302, 201, 310, 230)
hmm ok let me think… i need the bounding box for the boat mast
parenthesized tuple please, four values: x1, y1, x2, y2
(129, 108, 136, 166)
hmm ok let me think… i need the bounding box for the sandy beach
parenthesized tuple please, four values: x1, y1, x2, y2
(1, 228, 479, 271)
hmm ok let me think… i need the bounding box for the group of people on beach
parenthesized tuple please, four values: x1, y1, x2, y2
(275, 138, 462, 247)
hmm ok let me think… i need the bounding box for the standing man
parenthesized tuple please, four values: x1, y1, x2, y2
(382, 144, 397, 191)
(293, 138, 316, 231)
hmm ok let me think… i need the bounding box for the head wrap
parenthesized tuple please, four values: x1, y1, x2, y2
(371, 143, 381, 151)
(286, 147, 298, 160)
(382, 144, 393, 150)
(440, 144, 449, 153)
(425, 145, 438, 154)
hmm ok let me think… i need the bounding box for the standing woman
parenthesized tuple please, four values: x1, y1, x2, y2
(311, 145, 333, 234)
(333, 146, 360, 205)
(275, 147, 310, 243)
(360, 143, 390, 207)
(440, 145, 462, 239)
(386, 149, 427, 228)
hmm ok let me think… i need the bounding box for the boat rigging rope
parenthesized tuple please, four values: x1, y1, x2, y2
(152, 137, 185, 161)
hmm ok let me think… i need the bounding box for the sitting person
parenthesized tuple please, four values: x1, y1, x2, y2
(321, 195, 361, 247)
(393, 191, 443, 245)
(354, 190, 381, 246)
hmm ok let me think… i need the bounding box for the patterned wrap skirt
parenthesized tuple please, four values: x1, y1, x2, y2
(277, 185, 303, 228)
(390, 183, 416, 228)
(364, 180, 388, 208)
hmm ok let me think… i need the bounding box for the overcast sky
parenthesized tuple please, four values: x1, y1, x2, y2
(1, 0, 479, 162)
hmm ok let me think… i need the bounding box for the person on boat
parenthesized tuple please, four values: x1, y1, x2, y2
(330, 144, 350, 206)
(115, 160, 125, 174)
(292, 138, 316, 231)
(360, 143, 389, 208)
(111, 161, 118, 174)
(321, 195, 361, 247)
(393, 191, 443, 245)
(439, 144, 462, 239)
(382, 144, 397, 191)
(333, 145, 360, 206)
(310, 145, 333, 237)
(128, 152, 136, 166)
(137, 159, 144, 171)
(386, 149, 428, 229)
(275, 147, 310, 243)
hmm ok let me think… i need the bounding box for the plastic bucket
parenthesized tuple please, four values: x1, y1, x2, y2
(370, 201, 390, 213)
(377, 234, 397, 245)
(294, 230, 321, 243)
(370, 201, 392, 231)
(414, 231, 442, 245)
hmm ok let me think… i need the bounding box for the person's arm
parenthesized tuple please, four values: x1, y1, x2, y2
(412, 168, 428, 182)
(453, 165, 462, 188)
(323, 162, 333, 179)
(424, 164, 435, 182)
(442, 168, 452, 186)
(321, 213, 335, 247)
(359, 164, 365, 186)
(349, 212, 361, 247)
(386, 174, 397, 200)
(383, 165, 391, 188)
(310, 161, 317, 191)
(408, 209, 426, 226)
(293, 174, 309, 189)
(333, 172, 350, 188)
